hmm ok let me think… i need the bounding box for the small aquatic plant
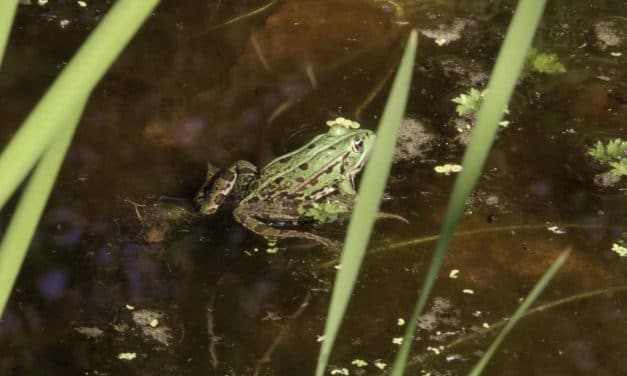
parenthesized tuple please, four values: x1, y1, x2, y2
(588, 138, 627, 178)
(452, 87, 484, 117)
(526, 47, 566, 74)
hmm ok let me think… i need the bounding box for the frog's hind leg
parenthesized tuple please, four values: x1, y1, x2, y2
(195, 161, 258, 215)
(233, 207, 340, 253)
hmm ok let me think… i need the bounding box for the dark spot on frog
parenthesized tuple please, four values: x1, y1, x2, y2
(298, 163, 309, 170)
(214, 193, 227, 204)
(307, 143, 316, 149)
(248, 196, 260, 203)
(241, 167, 257, 175)
(296, 177, 305, 183)
(273, 177, 284, 184)
(278, 156, 291, 164)
(222, 171, 236, 181)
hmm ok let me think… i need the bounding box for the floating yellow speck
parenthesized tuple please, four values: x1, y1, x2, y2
(330, 367, 349, 375)
(38, 0, 48, 5)
(435, 38, 447, 46)
(450, 164, 462, 172)
(463, 289, 474, 294)
(149, 319, 159, 328)
(374, 360, 387, 370)
(428, 346, 441, 355)
(326, 117, 360, 130)
(449, 269, 459, 279)
(351, 359, 368, 367)
(126, 304, 135, 310)
(77, 0, 87, 7)
(392, 337, 403, 345)
(117, 352, 136, 360)
(482, 322, 490, 328)
(435, 164, 462, 175)
(612, 243, 627, 257)
(397, 318, 405, 326)
(316, 335, 325, 342)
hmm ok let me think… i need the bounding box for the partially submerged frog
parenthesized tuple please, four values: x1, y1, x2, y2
(195, 122, 405, 252)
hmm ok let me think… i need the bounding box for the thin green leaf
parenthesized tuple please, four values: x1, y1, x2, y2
(314, 30, 418, 376)
(0, 0, 18, 66)
(469, 250, 570, 376)
(392, 1, 547, 374)
(0, 99, 86, 315)
(0, 0, 160, 211)
(0, 0, 160, 316)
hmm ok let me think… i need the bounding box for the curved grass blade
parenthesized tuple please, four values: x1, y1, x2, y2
(469, 250, 570, 375)
(315, 30, 417, 376)
(391, 1, 547, 374)
(0, 0, 160, 316)
(0, 0, 160, 212)
(0, 99, 86, 315)
(0, 0, 18, 66)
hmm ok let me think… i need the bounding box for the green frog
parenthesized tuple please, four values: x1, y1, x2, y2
(195, 123, 404, 252)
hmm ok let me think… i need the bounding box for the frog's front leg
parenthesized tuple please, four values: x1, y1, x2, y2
(233, 204, 340, 253)
(195, 160, 258, 215)
(328, 194, 410, 224)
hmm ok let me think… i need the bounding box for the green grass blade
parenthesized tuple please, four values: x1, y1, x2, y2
(0, 0, 18, 66)
(0, 99, 86, 315)
(469, 250, 570, 376)
(315, 30, 417, 376)
(0, 0, 160, 211)
(391, 1, 547, 374)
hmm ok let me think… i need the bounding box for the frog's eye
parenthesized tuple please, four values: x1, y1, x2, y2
(352, 138, 364, 153)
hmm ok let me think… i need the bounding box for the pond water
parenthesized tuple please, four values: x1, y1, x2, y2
(1, 0, 626, 375)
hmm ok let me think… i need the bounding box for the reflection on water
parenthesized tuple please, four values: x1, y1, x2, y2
(1, 0, 626, 374)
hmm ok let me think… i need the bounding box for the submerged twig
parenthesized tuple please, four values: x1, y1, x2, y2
(318, 223, 602, 269)
(353, 58, 398, 120)
(266, 97, 298, 125)
(251, 31, 273, 73)
(207, 293, 220, 368)
(252, 291, 312, 375)
(124, 198, 146, 223)
(187, 0, 278, 40)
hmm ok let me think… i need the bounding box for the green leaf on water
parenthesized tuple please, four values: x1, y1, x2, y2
(451, 88, 484, 117)
(588, 138, 627, 178)
(609, 159, 627, 178)
(527, 48, 566, 74)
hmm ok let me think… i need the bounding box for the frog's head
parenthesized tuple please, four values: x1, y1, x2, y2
(336, 128, 375, 180)
(346, 128, 374, 164)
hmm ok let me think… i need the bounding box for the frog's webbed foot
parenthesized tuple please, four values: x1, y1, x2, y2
(376, 212, 409, 224)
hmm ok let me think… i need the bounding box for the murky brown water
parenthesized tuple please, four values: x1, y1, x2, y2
(1, 0, 626, 375)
